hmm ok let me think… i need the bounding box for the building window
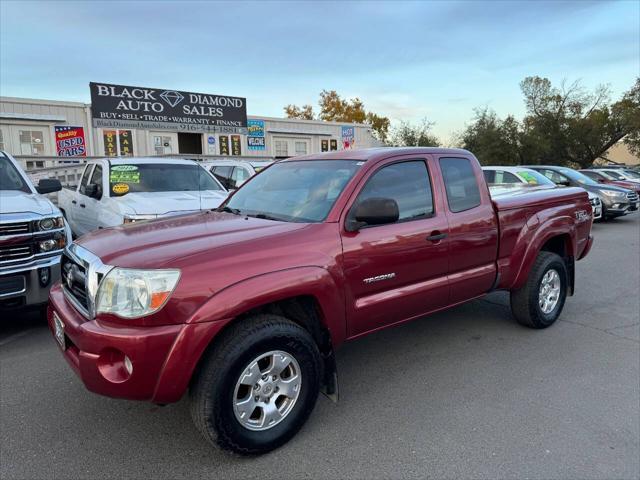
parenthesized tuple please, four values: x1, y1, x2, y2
(19, 130, 45, 155)
(295, 141, 307, 156)
(275, 140, 288, 157)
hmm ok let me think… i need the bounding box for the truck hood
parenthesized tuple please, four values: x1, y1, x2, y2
(118, 191, 227, 215)
(0, 190, 55, 215)
(77, 211, 311, 269)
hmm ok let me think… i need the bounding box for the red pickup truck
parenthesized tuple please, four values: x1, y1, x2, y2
(48, 148, 593, 454)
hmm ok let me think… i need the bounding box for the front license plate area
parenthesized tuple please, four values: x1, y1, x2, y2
(53, 312, 66, 351)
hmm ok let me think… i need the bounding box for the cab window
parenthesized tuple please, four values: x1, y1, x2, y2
(89, 165, 103, 199)
(439, 157, 481, 212)
(79, 164, 94, 195)
(355, 160, 434, 222)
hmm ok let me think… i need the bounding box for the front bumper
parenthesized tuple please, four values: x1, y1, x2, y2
(0, 256, 61, 309)
(47, 284, 227, 403)
(602, 201, 632, 217)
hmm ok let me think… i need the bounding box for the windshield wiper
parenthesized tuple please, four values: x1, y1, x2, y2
(246, 213, 284, 222)
(215, 206, 242, 215)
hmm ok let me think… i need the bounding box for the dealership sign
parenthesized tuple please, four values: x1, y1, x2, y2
(54, 126, 86, 157)
(341, 126, 355, 149)
(90, 82, 248, 134)
(247, 119, 266, 150)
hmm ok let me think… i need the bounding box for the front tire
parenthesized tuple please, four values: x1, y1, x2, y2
(510, 251, 568, 329)
(189, 314, 322, 454)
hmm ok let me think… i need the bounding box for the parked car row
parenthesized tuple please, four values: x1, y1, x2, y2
(482, 164, 639, 221)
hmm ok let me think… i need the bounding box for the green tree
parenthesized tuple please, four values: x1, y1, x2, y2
(283, 104, 315, 120)
(460, 77, 640, 167)
(284, 90, 390, 143)
(519, 76, 639, 167)
(391, 118, 440, 147)
(458, 108, 522, 165)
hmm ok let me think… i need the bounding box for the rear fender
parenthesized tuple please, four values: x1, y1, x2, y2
(509, 215, 576, 291)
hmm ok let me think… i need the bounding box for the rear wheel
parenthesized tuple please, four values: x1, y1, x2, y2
(189, 314, 322, 454)
(510, 251, 568, 328)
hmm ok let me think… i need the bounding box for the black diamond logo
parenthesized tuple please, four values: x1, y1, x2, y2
(159, 90, 184, 108)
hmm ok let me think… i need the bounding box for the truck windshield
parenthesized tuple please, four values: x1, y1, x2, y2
(109, 163, 223, 196)
(224, 160, 362, 223)
(0, 156, 30, 193)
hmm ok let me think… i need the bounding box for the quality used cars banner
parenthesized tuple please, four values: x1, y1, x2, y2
(90, 82, 248, 134)
(54, 126, 87, 157)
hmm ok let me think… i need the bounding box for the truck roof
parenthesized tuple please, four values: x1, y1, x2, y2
(97, 157, 200, 166)
(288, 147, 474, 162)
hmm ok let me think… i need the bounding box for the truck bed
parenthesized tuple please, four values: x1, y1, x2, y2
(492, 185, 592, 291)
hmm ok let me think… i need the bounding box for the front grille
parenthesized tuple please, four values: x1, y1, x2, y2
(61, 252, 89, 311)
(0, 244, 33, 262)
(0, 221, 30, 236)
(626, 192, 639, 202)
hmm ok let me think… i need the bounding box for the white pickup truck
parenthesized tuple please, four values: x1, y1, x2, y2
(58, 157, 228, 236)
(0, 151, 72, 314)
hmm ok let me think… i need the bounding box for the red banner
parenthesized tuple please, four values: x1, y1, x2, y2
(55, 126, 87, 157)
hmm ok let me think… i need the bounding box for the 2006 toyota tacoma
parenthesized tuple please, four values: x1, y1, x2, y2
(48, 148, 594, 454)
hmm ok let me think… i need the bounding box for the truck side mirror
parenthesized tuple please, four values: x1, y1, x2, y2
(36, 178, 62, 194)
(346, 197, 400, 232)
(84, 183, 101, 199)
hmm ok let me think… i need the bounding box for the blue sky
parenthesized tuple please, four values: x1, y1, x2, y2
(1, 0, 638, 141)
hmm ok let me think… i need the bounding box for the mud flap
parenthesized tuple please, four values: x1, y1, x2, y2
(320, 350, 339, 403)
(567, 256, 575, 296)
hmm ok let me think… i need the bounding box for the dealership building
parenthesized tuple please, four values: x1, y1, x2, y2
(0, 83, 381, 169)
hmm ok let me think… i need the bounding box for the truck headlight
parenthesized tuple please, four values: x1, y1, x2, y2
(37, 232, 66, 252)
(601, 190, 626, 199)
(96, 268, 180, 319)
(37, 216, 64, 231)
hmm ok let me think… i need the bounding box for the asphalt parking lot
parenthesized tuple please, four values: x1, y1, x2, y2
(1, 214, 638, 480)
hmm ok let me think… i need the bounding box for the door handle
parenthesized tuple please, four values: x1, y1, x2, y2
(71, 200, 77, 205)
(427, 232, 447, 242)
(79, 203, 86, 208)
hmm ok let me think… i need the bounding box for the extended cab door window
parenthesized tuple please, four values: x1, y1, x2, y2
(439, 157, 481, 212)
(353, 160, 434, 223)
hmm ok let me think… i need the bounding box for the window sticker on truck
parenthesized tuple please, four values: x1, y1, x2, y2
(112, 183, 130, 195)
(111, 165, 138, 172)
(110, 170, 140, 184)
